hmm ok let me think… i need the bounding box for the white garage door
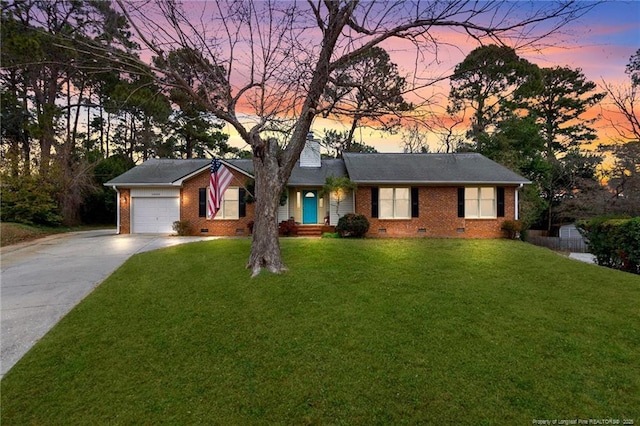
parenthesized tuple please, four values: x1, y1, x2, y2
(132, 197, 180, 233)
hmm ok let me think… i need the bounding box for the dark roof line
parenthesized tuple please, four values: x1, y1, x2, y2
(105, 154, 530, 187)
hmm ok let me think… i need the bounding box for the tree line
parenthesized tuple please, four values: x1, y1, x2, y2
(1, 0, 240, 226)
(441, 45, 640, 231)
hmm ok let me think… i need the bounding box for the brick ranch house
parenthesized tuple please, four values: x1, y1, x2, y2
(105, 138, 529, 238)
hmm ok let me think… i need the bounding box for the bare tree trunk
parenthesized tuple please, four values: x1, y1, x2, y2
(31, 63, 63, 177)
(5, 70, 22, 176)
(87, 88, 92, 150)
(66, 80, 72, 144)
(472, 98, 486, 152)
(242, 4, 345, 274)
(127, 114, 135, 161)
(105, 110, 111, 157)
(248, 138, 287, 276)
(345, 115, 360, 152)
(99, 106, 105, 154)
(21, 84, 31, 175)
(7, 139, 20, 177)
(72, 82, 85, 149)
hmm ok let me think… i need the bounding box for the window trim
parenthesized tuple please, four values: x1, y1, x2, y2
(209, 186, 240, 220)
(378, 187, 411, 220)
(463, 186, 497, 219)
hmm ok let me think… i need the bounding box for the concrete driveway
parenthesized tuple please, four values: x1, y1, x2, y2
(1, 230, 218, 378)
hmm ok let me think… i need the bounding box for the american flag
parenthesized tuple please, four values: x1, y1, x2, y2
(208, 158, 233, 218)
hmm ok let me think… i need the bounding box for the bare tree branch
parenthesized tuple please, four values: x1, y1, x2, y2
(601, 79, 640, 143)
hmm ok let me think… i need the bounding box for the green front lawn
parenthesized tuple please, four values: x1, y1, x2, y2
(2, 239, 639, 424)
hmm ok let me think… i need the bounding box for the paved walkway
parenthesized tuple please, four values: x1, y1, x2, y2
(0, 230, 217, 378)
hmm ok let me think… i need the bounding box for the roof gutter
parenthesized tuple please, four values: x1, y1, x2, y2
(103, 183, 183, 187)
(515, 183, 523, 221)
(350, 180, 531, 185)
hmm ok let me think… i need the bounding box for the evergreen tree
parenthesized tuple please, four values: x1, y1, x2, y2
(518, 66, 605, 229)
(321, 47, 411, 150)
(448, 45, 537, 152)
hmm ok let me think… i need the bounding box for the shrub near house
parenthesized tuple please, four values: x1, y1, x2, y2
(337, 213, 370, 237)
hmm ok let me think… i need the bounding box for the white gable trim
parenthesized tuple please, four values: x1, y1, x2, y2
(172, 160, 254, 186)
(174, 164, 211, 185)
(221, 160, 254, 179)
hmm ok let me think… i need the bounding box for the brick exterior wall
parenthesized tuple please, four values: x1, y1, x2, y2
(119, 188, 131, 234)
(354, 186, 517, 238)
(180, 168, 255, 236)
(117, 169, 253, 236)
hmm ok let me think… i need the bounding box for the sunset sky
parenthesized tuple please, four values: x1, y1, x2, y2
(218, 1, 639, 154)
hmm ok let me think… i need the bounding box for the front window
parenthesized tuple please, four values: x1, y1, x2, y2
(465, 187, 496, 218)
(379, 187, 410, 219)
(210, 187, 239, 219)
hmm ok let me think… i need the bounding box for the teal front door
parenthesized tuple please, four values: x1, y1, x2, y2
(302, 190, 318, 224)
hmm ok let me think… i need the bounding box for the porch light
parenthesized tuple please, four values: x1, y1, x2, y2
(121, 195, 127, 204)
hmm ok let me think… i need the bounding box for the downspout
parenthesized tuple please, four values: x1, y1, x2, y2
(515, 184, 523, 221)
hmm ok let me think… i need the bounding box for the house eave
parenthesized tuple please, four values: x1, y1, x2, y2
(351, 180, 531, 186)
(103, 182, 183, 188)
(104, 158, 256, 189)
(173, 160, 254, 185)
(222, 160, 254, 178)
(173, 164, 212, 185)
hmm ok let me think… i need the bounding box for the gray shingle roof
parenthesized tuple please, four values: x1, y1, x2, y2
(105, 158, 211, 186)
(104, 158, 347, 186)
(342, 153, 530, 185)
(225, 159, 253, 176)
(105, 153, 529, 187)
(289, 159, 347, 185)
(225, 159, 347, 185)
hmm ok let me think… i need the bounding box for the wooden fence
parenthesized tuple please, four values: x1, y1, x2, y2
(527, 235, 589, 253)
